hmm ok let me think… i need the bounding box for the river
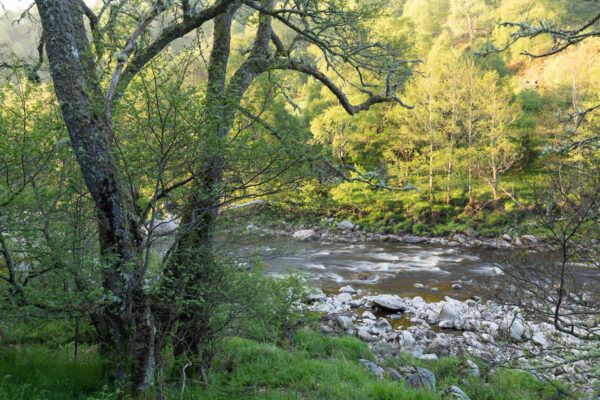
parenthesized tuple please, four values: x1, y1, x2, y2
(238, 238, 504, 301)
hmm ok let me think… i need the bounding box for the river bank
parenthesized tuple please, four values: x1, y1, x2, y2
(243, 218, 547, 251)
(303, 286, 599, 397)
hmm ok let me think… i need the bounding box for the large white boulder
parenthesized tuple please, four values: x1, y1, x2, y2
(339, 285, 357, 294)
(337, 220, 355, 230)
(292, 229, 317, 241)
(509, 318, 525, 342)
(372, 295, 407, 312)
(438, 302, 461, 329)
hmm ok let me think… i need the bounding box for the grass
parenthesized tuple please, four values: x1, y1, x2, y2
(0, 345, 113, 400)
(0, 330, 572, 400)
(386, 353, 571, 400)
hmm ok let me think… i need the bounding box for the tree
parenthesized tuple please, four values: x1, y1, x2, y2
(160, 0, 412, 376)
(495, 169, 600, 382)
(5, 0, 412, 392)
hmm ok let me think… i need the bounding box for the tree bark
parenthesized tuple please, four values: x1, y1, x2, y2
(35, 0, 154, 392)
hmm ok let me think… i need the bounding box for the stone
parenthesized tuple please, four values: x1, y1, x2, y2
(385, 367, 403, 381)
(357, 328, 375, 342)
(418, 354, 438, 361)
(292, 229, 317, 241)
(336, 293, 353, 304)
(509, 318, 525, 342)
(443, 385, 471, 400)
(438, 320, 455, 329)
(502, 233, 512, 242)
(424, 309, 438, 324)
(520, 234, 538, 245)
(359, 359, 384, 378)
(349, 299, 365, 308)
(373, 317, 392, 334)
(336, 315, 354, 333)
(362, 311, 376, 320)
(320, 323, 334, 335)
(458, 359, 480, 377)
(403, 235, 428, 244)
(438, 302, 460, 329)
(339, 285, 357, 294)
(398, 366, 436, 391)
(426, 337, 451, 356)
(306, 287, 325, 302)
(452, 283, 463, 290)
(400, 331, 416, 348)
(414, 283, 425, 289)
(372, 295, 407, 312)
(532, 331, 549, 348)
(337, 220, 355, 231)
(372, 342, 400, 358)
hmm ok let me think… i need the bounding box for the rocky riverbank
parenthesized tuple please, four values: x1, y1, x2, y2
(246, 219, 546, 251)
(304, 286, 598, 396)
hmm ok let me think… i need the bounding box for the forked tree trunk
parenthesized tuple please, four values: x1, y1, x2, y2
(163, 0, 275, 376)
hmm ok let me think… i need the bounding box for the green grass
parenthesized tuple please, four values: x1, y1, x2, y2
(181, 332, 435, 400)
(386, 353, 571, 400)
(0, 330, 572, 400)
(0, 345, 114, 400)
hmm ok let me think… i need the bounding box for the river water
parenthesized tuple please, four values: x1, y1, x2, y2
(239, 238, 504, 301)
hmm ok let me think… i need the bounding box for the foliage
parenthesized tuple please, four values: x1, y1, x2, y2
(0, 330, 570, 400)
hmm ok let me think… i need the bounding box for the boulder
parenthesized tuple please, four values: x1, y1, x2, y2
(337, 220, 355, 231)
(426, 337, 452, 356)
(531, 331, 549, 348)
(400, 330, 416, 348)
(340, 285, 357, 294)
(372, 295, 407, 312)
(520, 235, 538, 245)
(452, 283, 463, 290)
(385, 367, 403, 381)
(336, 315, 354, 333)
(372, 342, 400, 358)
(362, 311, 376, 320)
(373, 317, 392, 334)
(502, 234, 512, 242)
(336, 293, 353, 304)
(414, 283, 425, 289)
(438, 302, 460, 329)
(357, 328, 375, 342)
(403, 235, 428, 244)
(418, 354, 438, 361)
(306, 287, 326, 303)
(359, 359, 384, 378)
(292, 229, 317, 241)
(349, 299, 365, 308)
(397, 366, 436, 391)
(509, 318, 525, 342)
(443, 385, 471, 400)
(458, 359, 480, 377)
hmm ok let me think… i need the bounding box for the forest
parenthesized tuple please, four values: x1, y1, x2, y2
(0, 0, 598, 399)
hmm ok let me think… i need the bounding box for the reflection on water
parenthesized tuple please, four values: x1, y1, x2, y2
(238, 239, 502, 300)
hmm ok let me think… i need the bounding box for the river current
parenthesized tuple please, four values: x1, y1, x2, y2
(238, 239, 504, 301)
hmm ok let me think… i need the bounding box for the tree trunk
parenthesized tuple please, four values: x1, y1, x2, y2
(163, 0, 275, 376)
(36, 0, 154, 392)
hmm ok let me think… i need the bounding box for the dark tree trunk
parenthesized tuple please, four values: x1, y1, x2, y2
(162, 1, 276, 375)
(35, 0, 154, 392)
